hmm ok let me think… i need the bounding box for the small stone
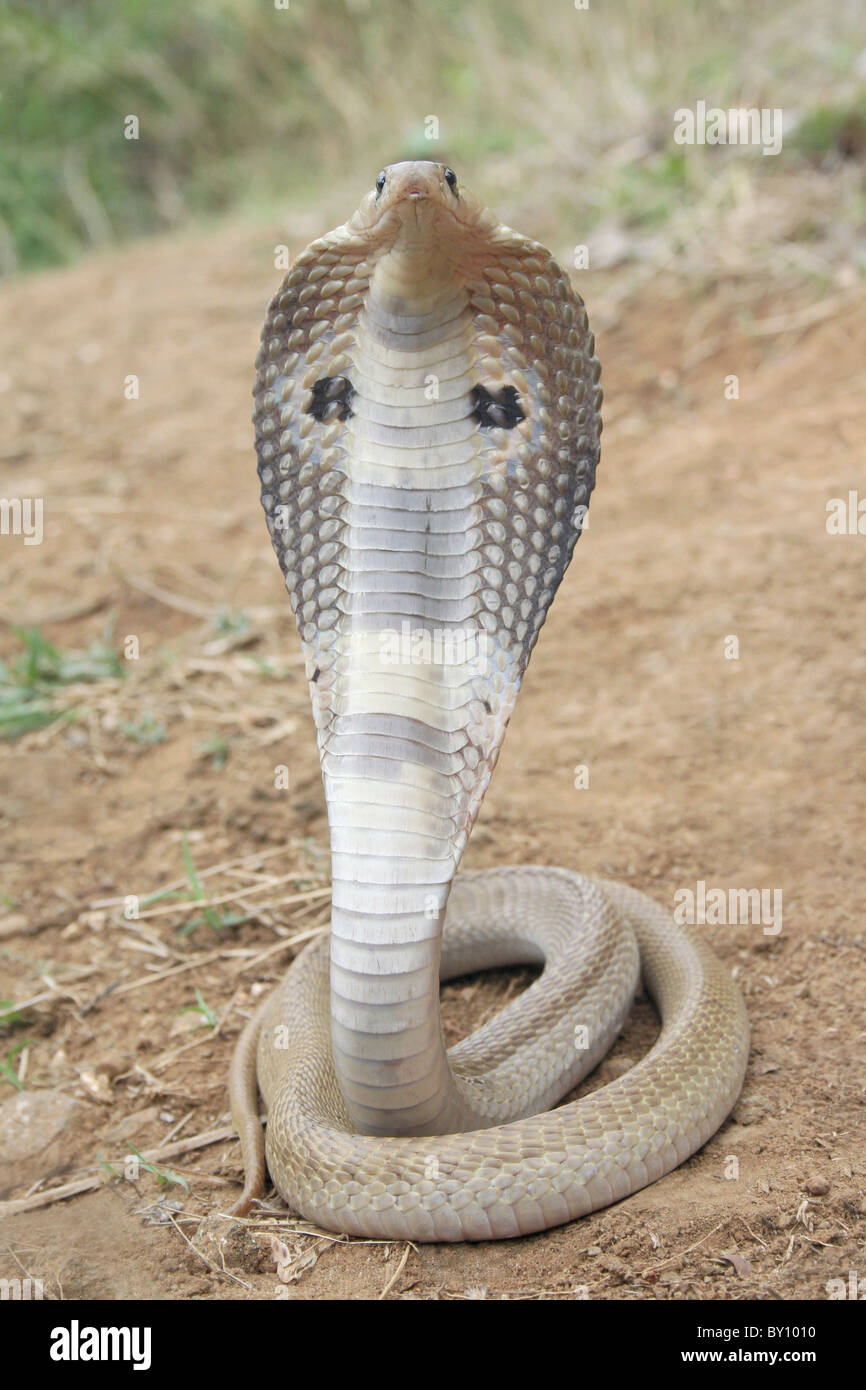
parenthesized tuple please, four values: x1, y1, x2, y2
(77, 1069, 113, 1103)
(0, 913, 29, 938)
(221, 1225, 271, 1274)
(0, 1089, 80, 1161)
(105, 1105, 162, 1141)
(803, 1176, 830, 1196)
(0, 1088, 82, 1195)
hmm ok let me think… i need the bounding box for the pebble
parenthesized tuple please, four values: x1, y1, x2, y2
(0, 1088, 82, 1194)
(803, 1176, 831, 1196)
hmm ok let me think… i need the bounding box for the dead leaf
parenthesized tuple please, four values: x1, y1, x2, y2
(270, 1232, 323, 1283)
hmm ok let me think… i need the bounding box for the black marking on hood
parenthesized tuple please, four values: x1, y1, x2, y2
(306, 376, 355, 422)
(471, 384, 525, 430)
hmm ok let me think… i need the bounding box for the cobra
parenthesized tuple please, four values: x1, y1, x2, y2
(228, 161, 749, 1241)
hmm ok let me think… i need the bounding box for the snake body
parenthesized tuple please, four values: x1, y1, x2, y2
(230, 162, 749, 1240)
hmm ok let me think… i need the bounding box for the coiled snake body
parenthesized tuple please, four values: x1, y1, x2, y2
(229, 162, 749, 1241)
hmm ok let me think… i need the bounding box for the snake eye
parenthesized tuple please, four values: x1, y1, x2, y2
(444, 167, 458, 194)
(375, 171, 386, 197)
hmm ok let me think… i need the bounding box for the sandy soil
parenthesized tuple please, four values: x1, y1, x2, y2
(0, 216, 863, 1300)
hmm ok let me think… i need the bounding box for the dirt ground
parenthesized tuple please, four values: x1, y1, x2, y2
(0, 212, 864, 1301)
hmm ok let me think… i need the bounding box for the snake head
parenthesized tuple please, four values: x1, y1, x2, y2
(350, 161, 492, 242)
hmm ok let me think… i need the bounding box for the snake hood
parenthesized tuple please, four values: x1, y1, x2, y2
(253, 161, 602, 1138)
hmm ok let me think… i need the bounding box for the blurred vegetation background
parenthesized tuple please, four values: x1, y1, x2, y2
(1, 0, 864, 285)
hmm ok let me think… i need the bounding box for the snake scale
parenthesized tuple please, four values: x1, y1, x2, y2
(229, 161, 749, 1241)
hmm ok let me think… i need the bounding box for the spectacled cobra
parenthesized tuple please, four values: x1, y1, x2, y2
(228, 161, 749, 1242)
